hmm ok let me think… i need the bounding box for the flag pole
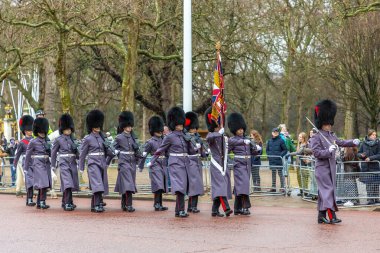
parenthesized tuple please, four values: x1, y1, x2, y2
(183, 0, 192, 112)
(215, 41, 224, 128)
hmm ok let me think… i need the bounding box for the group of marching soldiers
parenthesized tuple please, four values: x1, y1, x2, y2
(13, 99, 360, 223)
(14, 105, 262, 218)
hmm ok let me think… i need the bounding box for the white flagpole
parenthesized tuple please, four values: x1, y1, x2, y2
(183, 0, 192, 112)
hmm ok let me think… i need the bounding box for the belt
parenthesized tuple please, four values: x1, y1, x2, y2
(32, 155, 49, 159)
(188, 154, 200, 157)
(59, 153, 76, 158)
(120, 151, 135, 155)
(158, 156, 166, 159)
(234, 155, 251, 159)
(169, 153, 188, 157)
(88, 152, 104, 156)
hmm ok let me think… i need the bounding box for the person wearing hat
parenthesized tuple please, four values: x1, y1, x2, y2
(79, 110, 114, 213)
(24, 117, 52, 209)
(228, 112, 260, 215)
(205, 107, 233, 217)
(184, 111, 205, 213)
(149, 106, 194, 218)
(35, 109, 53, 135)
(51, 114, 80, 211)
(14, 115, 34, 202)
(266, 127, 288, 193)
(112, 111, 141, 212)
(139, 116, 168, 211)
(309, 99, 360, 224)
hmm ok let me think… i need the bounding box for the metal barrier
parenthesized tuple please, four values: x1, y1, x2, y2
(0, 157, 16, 188)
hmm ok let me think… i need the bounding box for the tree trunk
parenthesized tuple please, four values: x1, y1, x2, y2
(261, 89, 267, 138)
(42, 56, 60, 129)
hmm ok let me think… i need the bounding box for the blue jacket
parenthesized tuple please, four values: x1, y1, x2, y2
(266, 136, 287, 167)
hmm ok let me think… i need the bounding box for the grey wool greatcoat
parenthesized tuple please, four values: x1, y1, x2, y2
(14, 136, 33, 188)
(139, 136, 167, 193)
(150, 130, 192, 195)
(51, 135, 80, 192)
(79, 132, 112, 195)
(228, 135, 252, 196)
(24, 137, 52, 190)
(309, 130, 355, 211)
(187, 133, 205, 196)
(206, 132, 232, 200)
(113, 132, 139, 194)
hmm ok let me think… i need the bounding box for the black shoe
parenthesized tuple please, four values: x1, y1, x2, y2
(225, 209, 233, 217)
(176, 211, 189, 218)
(268, 189, 276, 193)
(71, 203, 77, 209)
(126, 206, 135, 212)
(318, 211, 330, 224)
(26, 199, 36, 206)
(327, 209, 342, 224)
(160, 205, 168, 211)
(367, 200, 376, 205)
(191, 208, 200, 213)
(37, 201, 50, 210)
(187, 208, 193, 213)
(154, 204, 168, 211)
(121, 205, 127, 211)
(241, 208, 251, 215)
(212, 212, 224, 217)
(234, 209, 243, 215)
(101, 202, 107, 207)
(63, 204, 74, 211)
(92, 205, 104, 213)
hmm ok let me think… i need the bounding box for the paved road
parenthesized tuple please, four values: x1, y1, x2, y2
(1, 194, 379, 253)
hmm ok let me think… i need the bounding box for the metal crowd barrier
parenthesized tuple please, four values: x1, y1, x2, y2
(0, 157, 16, 189)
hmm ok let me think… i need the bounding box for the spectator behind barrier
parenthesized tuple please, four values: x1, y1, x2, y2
(250, 130, 263, 192)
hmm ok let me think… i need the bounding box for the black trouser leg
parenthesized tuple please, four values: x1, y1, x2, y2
(39, 188, 47, 201)
(278, 170, 285, 188)
(219, 196, 231, 211)
(121, 193, 126, 208)
(212, 198, 220, 213)
(234, 195, 242, 211)
(187, 196, 192, 211)
(26, 187, 34, 203)
(94, 192, 101, 206)
(91, 195, 95, 209)
(154, 191, 161, 205)
(192, 195, 198, 209)
(175, 192, 185, 213)
(126, 191, 133, 206)
(241, 194, 251, 209)
(271, 170, 277, 188)
(68, 189, 73, 204)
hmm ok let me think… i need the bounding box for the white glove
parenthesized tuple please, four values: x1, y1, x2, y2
(353, 139, 360, 146)
(51, 168, 57, 181)
(147, 162, 152, 168)
(328, 145, 337, 153)
(143, 152, 147, 157)
(115, 149, 120, 155)
(196, 143, 201, 149)
(256, 145, 262, 151)
(244, 139, 251, 145)
(218, 128, 224, 135)
(79, 170, 84, 174)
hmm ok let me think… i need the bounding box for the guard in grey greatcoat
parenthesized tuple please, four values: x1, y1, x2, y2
(139, 116, 168, 211)
(228, 112, 260, 216)
(309, 99, 359, 224)
(205, 107, 233, 217)
(184, 111, 205, 213)
(150, 107, 195, 218)
(79, 110, 113, 213)
(14, 115, 35, 206)
(112, 111, 142, 212)
(24, 118, 51, 210)
(51, 114, 80, 211)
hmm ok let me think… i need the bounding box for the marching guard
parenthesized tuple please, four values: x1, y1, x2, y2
(139, 116, 168, 211)
(51, 114, 80, 211)
(14, 115, 35, 206)
(149, 107, 194, 218)
(205, 107, 233, 217)
(309, 99, 359, 224)
(79, 110, 114, 213)
(24, 118, 52, 209)
(184, 111, 205, 213)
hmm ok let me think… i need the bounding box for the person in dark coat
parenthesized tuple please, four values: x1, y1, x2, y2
(149, 107, 194, 218)
(266, 128, 287, 192)
(205, 107, 233, 217)
(309, 99, 359, 224)
(51, 114, 80, 211)
(79, 110, 114, 213)
(24, 118, 51, 209)
(184, 111, 205, 213)
(357, 129, 380, 205)
(139, 116, 168, 211)
(14, 115, 34, 204)
(228, 112, 260, 215)
(112, 111, 141, 212)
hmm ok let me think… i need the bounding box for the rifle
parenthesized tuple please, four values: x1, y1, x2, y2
(99, 131, 117, 156)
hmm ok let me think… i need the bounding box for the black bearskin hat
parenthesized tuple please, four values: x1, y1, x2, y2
(184, 111, 199, 131)
(33, 118, 49, 136)
(204, 107, 218, 132)
(314, 99, 337, 129)
(59, 113, 75, 134)
(19, 115, 34, 135)
(118, 111, 134, 133)
(86, 109, 104, 134)
(148, 116, 164, 136)
(227, 112, 247, 135)
(167, 106, 185, 131)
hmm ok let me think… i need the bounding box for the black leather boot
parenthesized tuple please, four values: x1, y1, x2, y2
(126, 206, 135, 212)
(327, 209, 342, 224)
(26, 198, 36, 206)
(92, 205, 104, 213)
(318, 210, 330, 224)
(158, 192, 168, 210)
(176, 210, 189, 218)
(37, 201, 50, 209)
(191, 196, 200, 213)
(211, 212, 224, 217)
(63, 204, 74, 211)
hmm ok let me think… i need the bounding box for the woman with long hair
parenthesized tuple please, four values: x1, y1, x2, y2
(250, 130, 263, 191)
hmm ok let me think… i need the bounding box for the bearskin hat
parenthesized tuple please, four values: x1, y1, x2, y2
(33, 118, 49, 136)
(167, 106, 185, 131)
(19, 115, 34, 135)
(314, 99, 337, 129)
(227, 112, 247, 135)
(148, 116, 164, 136)
(118, 111, 134, 133)
(204, 107, 219, 132)
(86, 109, 104, 134)
(59, 113, 75, 134)
(184, 111, 199, 131)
